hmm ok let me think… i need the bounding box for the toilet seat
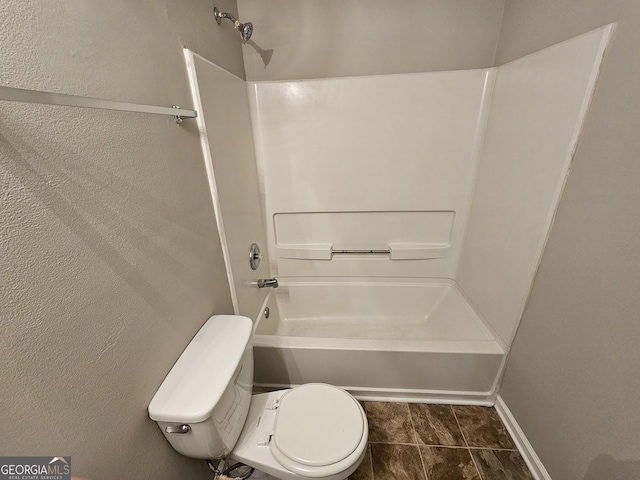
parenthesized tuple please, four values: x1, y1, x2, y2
(271, 384, 366, 476)
(230, 385, 368, 479)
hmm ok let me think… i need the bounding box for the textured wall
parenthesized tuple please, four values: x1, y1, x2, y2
(496, 1, 640, 479)
(0, 1, 242, 479)
(238, 0, 505, 81)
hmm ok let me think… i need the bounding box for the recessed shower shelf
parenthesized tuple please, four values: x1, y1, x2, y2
(276, 243, 450, 261)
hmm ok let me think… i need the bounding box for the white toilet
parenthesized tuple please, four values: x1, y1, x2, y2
(148, 315, 368, 480)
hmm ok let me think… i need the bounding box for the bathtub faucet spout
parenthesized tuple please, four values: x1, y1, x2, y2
(257, 278, 278, 288)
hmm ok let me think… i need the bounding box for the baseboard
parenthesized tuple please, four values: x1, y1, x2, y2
(254, 383, 497, 406)
(495, 396, 552, 480)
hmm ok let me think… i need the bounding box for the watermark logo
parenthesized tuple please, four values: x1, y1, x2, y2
(0, 456, 71, 480)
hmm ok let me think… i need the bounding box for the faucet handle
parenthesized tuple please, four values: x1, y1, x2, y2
(249, 243, 263, 270)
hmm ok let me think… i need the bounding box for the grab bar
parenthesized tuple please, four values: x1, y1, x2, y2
(331, 249, 391, 255)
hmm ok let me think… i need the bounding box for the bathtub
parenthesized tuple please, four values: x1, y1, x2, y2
(252, 278, 506, 404)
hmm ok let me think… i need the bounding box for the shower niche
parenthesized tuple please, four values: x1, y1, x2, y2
(274, 210, 453, 261)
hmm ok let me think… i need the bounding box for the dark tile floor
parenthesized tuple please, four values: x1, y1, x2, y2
(350, 402, 534, 480)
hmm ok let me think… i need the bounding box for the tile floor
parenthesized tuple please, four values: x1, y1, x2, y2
(349, 402, 534, 480)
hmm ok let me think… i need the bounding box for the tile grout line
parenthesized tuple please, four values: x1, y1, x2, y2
(452, 406, 485, 480)
(368, 441, 518, 451)
(417, 446, 429, 480)
(406, 404, 429, 480)
(466, 446, 519, 452)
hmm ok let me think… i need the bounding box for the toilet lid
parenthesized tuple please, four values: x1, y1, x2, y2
(272, 384, 365, 468)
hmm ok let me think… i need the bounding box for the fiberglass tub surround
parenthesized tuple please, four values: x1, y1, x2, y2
(243, 26, 612, 402)
(257, 279, 493, 343)
(187, 26, 612, 402)
(253, 279, 505, 399)
(185, 50, 272, 321)
(254, 287, 504, 399)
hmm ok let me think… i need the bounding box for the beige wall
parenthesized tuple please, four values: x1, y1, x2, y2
(0, 1, 243, 479)
(496, 1, 640, 479)
(238, 0, 505, 81)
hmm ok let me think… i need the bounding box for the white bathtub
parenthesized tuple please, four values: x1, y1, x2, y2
(252, 278, 506, 404)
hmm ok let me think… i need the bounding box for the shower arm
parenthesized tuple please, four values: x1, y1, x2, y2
(214, 8, 239, 27)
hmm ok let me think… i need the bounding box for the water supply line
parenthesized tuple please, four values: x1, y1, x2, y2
(207, 459, 254, 480)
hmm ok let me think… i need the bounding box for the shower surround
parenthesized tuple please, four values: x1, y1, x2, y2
(189, 26, 612, 403)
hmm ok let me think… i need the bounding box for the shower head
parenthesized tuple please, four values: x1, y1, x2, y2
(239, 21, 253, 42)
(214, 6, 253, 42)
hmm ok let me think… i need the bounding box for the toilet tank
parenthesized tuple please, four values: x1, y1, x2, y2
(148, 315, 254, 459)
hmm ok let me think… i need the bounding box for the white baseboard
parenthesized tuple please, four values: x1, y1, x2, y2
(495, 396, 552, 480)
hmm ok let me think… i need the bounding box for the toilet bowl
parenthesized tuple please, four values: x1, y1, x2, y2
(148, 315, 368, 480)
(232, 385, 367, 480)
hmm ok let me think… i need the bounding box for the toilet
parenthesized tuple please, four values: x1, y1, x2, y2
(148, 315, 368, 480)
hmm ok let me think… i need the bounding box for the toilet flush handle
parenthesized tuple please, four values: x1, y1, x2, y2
(165, 424, 191, 434)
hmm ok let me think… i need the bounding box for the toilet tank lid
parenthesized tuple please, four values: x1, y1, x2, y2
(148, 315, 253, 423)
